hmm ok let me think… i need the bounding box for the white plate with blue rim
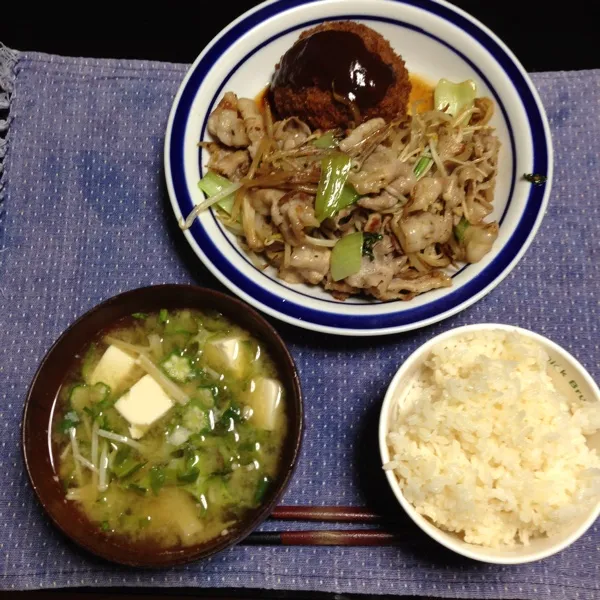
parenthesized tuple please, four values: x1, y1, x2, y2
(164, 0, 552, 336)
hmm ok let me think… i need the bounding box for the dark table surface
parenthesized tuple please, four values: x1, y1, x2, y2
(0, 1, 598, 599)
(1, 0, 597, 73)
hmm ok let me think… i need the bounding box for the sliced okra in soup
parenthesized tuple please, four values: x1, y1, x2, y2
(193, 386, 218, 410)
(161, 353, 195, 383)
(164, 310, 198, 336)
(158, 310, 198, 355)
(52, 308, 289, 548)
(69, 382, 111, 414)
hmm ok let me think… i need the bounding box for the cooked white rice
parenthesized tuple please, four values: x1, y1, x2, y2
(384, 330, 600, 548)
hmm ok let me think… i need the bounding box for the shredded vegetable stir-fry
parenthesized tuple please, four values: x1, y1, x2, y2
(183, 81, 500, 302)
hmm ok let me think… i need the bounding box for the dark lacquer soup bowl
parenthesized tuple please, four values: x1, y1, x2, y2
(22, 284, 303, 567)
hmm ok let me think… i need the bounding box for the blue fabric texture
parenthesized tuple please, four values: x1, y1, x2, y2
(0, 50, 599, 598)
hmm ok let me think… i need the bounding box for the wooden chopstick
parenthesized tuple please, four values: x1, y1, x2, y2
(271, 505, 381, 523)
(238, 506, 398, 546)
(242, 530, 399, 546)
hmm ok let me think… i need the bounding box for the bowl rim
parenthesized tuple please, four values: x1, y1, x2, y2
(163, 0, 554, 337)
(378, 322, 600, 564)
(21, 284, 304, 567)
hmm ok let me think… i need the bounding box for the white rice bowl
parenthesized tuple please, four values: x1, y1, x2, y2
(383, 328, 600, 551)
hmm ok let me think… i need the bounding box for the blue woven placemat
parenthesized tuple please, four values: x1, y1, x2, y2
(0, 46, 599, 598)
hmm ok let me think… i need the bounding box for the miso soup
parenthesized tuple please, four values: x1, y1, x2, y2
(52, 308, 287, 548)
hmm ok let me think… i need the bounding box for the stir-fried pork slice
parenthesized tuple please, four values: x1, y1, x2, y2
(207, 92, 250, 148)
(339, 118, 385, 153)
(463, 222, 499, 263)
(364, 213, 384, 233)
(322, 207, 354, 232)
(248, 188, 285, 216)
(273, 118, 311, 150)
(372, 235, 408, 272)
(278, 268, 305, 284)
(436, 126, 465, 159)
(465, 195, 493, 224)
(457, 165, 485, 188)
(385, 162, 416, 197)
(457, 166, 492, 224)
(241, 197, 279, 252)
(271, 192, 319, 245)
(344, 236, 407, 293)
(205, 143, 250, 180)
(405, 178, 443, 214)
(381, 270, 452, 299)
(469, 97, 494, 125)
(442, 176, 465, 211)
(349, 146, 405, 195)
(394, 211, 453, 254)
(242, 196, 261, 251)
(253, 214, 278, 250)
(345, 256, 393, 291)
(238, 98, 266, 158)
(473, 132, 499, 158)
(288, 245, 331, 284)
(323, 275, 358, 301)
(359, 191, 398, 211)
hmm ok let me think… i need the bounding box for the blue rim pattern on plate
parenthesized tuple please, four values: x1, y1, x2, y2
(166, 0, 550, 333)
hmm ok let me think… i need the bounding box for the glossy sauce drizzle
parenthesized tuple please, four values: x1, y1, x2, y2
(272, 30, 395, 111)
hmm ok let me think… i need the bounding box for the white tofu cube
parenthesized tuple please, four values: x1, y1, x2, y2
(245, 377, 282, 430)
(89, 345, 139, 392)
(203, 337, 246, 378)
(114, 374, 174, 439)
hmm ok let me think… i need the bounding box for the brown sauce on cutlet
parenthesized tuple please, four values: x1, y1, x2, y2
(271, 30, 395, 112)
